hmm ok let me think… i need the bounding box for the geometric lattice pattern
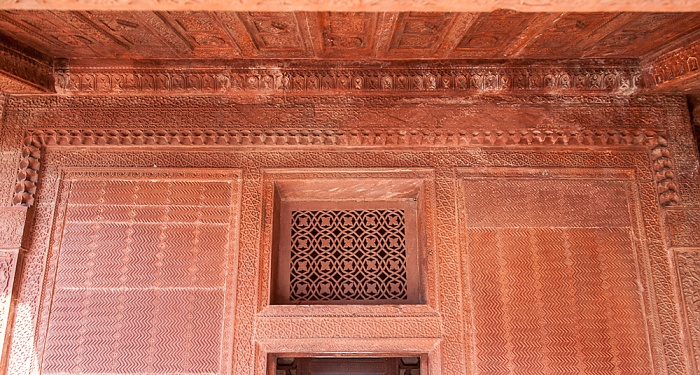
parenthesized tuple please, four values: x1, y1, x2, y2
(290, 210, 407, 302)
(42, 179, 232, 374)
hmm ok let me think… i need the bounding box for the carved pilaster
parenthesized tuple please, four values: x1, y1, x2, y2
(676, 250, 700, 374)
(0, 206, 24, 368)
(0, 250, 17, 366)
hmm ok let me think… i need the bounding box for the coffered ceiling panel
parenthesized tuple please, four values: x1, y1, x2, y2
(158, 11, 241, 58)
(234, 12, 313, 57)
(306, 12, 379, 59)
(513, 13, 618, 59)
(0, 10, 698, 61)
(381, 12, 457, 58)
(452, 10, 541, 58)
(80, 11, 188, 58)
(583, 13, 700, 57)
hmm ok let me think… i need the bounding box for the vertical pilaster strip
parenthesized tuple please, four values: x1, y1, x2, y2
(0, 206, 26, 369)
(0, 249, 19, 367)
(675, 250, 700, 374)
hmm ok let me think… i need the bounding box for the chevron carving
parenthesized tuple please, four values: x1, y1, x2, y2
(465, 177, 651, 374)
(42, 178, 233, 374)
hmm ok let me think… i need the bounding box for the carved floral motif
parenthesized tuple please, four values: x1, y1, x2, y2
(667, 209, 700, 247)
(0, 207, 26, 248)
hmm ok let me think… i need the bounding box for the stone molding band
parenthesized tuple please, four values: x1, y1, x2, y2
(12, 128, 679, 207)
(0, 43, 53, 93)
(54, 65, 644, 95)
(5, 59, 696, 95)
(642, 40, 700, 89)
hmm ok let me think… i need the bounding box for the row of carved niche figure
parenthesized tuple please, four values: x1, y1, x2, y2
(53, 70, 641, 92)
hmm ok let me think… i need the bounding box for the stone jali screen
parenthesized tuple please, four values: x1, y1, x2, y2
(289, 209, 408, 302)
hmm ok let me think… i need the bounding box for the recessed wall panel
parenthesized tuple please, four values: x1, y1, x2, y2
(462, 170, 651, 374)
(41, 170, 239, 374)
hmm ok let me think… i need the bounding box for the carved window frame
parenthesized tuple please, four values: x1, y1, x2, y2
(259, 169, 437, 311)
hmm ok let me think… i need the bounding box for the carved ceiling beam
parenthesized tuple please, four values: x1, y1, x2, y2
(53, 59, 644, 95)
(0, 35, 53, 94)
(1, 0, 700, 12)
(642, 40, 700, 94)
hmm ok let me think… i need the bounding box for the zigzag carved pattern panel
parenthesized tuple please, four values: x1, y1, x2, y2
(465, 178, 651, 374)
(42, 178, 233, 374)
(463, 179, 631, 228)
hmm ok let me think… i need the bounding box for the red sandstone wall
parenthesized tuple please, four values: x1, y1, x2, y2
(0, 94, 698, 375)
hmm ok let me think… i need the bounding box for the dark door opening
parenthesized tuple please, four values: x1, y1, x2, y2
(276, 357, 421, 375)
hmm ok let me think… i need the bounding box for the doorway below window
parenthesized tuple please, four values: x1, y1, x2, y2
(275, 357, 421, 375)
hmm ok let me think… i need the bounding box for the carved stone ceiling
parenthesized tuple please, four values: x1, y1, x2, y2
(0, 10, 699, 94)
(0, 11, 699, 61)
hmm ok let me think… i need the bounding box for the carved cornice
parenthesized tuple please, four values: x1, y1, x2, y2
(0, 0, 699, 12)
(643, 40, 700, 91)
(0, 73, 41, 93)
(12, 128, 679, 207)
(0, 37, 53, 94)
(54, 63, 644, 95)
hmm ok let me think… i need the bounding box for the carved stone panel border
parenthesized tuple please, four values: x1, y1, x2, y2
(11, 127, 679, 209)
(2, 145, 686, 375)
(0, 206, 26, 249)
(666, 209, 700, 248)
(0, 249, 18, 366)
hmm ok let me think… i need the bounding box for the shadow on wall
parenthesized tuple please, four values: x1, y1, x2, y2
(689, 95, 700, 157)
